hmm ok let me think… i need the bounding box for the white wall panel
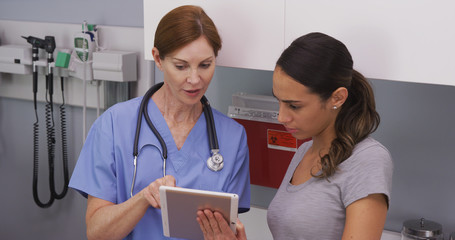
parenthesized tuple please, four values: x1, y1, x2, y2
(285, 0, 455, 86)
(144, 0, 285, 70)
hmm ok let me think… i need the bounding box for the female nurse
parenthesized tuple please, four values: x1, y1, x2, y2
(69, 5, 250, 240)
(197, 32, 393, 240)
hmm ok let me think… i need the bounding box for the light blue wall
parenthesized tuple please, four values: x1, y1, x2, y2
(1, 0, 455, 238)
(0, 0, 144, 27)
(369, 80, 455, 234)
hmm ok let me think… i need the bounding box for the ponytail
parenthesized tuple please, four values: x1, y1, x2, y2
(317, 70, 380, 179)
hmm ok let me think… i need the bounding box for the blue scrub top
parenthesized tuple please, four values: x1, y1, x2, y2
(69, 96, 251, 240)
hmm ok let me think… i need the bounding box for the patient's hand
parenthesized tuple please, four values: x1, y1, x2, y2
(197, 209, 247, 240)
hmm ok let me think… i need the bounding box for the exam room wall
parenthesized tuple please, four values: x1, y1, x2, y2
(0, 0, 143, 239)
(0, 98, 95, 239)
(2, 69, 455, 239)
(1, 0, 455, 238)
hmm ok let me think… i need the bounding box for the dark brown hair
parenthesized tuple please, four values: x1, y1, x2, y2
(154, 5, 222, 59)
(276, 32, 380, 178)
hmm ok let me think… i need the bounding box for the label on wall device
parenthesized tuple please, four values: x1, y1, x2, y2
(267, 129, 298, 152)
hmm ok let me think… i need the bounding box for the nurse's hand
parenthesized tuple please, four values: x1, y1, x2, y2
(142, 175, 176, 209)
(197, 209, 247, 240)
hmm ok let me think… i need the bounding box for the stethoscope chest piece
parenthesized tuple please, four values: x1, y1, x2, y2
(207, 150, 224, 172)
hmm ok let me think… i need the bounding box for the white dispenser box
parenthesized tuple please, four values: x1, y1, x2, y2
(92, 50, 137, 82)
(0, 45, 32, 74)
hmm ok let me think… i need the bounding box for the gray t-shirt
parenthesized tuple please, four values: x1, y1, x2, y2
(267, 137, 393, 239)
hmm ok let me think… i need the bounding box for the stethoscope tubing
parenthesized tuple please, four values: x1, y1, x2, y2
(133, 82, 220, 160)
(200, 97, 219, 151)
(133, 83, 168, 159)
(130, 82, 221, 197)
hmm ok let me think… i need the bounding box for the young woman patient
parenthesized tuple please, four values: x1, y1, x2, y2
(197, 32, 393, 240)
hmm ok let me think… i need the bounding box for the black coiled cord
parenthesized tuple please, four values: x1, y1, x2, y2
(53, 76, 69, 199)
(45, 96, 56, 179)
(32, 74, 69, 208)
(33, 108, 54, 208)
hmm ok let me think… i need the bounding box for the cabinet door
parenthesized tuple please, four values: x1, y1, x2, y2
(285, 0, 455, 86)
(144, 0, 285, 71)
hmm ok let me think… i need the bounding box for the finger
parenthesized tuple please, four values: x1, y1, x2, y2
(149, 175, 175, 206)
(151, 184, 162, 208)
(198, 210, 218, 240)
(196, 210, 211, 236)
(145, 177, 167, 208)
(163, 175, 176, 186)
(143, 189, 160, 208)
(213, 211, 232, 233)
(213, 211, 238, 236)
(152, 175, 175, 207)
(206, 210, 221, 235)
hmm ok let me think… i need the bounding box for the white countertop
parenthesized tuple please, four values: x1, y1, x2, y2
(381, 230, 402, 240)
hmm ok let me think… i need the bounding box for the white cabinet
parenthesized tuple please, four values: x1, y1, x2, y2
(144, 1, 455, 86)
(285, 0, 455, 86)
(144, 0, 285, 70)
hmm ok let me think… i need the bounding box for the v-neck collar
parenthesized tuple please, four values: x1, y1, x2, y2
(137, 97, 207, 172)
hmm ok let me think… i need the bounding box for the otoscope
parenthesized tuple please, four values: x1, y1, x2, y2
(22, 36, 45, 111)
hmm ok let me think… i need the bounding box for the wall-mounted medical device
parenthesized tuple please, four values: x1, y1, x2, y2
(0, 45, 32, 74)
(0, 25, 138, 207)
(93, 50, 137, 82)
(74, 24, 96, 62)
(67, 21, 97, 81)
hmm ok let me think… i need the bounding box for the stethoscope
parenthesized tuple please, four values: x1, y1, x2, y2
(130, 82, 224, 197)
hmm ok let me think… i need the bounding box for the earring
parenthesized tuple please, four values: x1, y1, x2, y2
(332, 106, 338, 110)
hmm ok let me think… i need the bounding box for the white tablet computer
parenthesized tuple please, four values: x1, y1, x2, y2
(159, 186, 239, 240)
